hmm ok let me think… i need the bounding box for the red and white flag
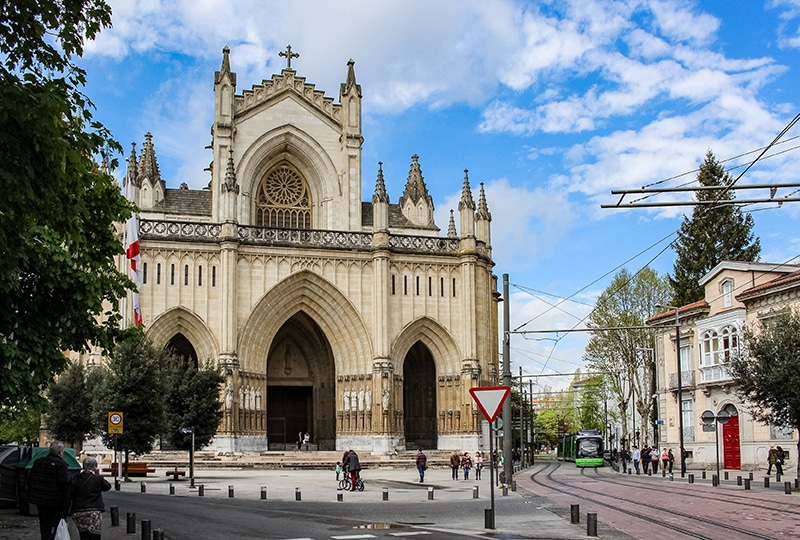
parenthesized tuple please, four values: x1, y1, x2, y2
(125, 213, 143, 326)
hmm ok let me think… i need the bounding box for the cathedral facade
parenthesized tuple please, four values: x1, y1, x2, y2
(124, 47, 499, 453)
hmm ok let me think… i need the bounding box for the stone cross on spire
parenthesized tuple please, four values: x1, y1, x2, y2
(279, 45, 299, 69)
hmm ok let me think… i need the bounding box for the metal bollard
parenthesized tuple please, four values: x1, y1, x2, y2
(795, 478, 799, 489)
(688, 474, 694, 484)
(140, 481, 146, 493)
(628, 469, 631, 475)
(701, 471, 706, 479)
(724, 471, 729, 480)
(382, 488, 389, 501)
(198, 484, 204, 496)
(785, 481, 793, 495)
(749, 472, 754, 480)
(744, 478, 751, 490)
(141, 519, 151, 540)
(110, 506, 119, 527)
(261, 486, 267, 500)
(484, 508, 495, 529)
(511, 480, 517, 492)
(473, 486, 479, 499)
(570, 504, 580, 524)
(337, 489, 343, 502)
(115, 478, 121, 491)
(737, 476, 742, 486)
(587, 512, 597, 537)
(169, 482, 175, 495)
(712, 474, 718, 487)
(153, 529, 164, 540)
(764, 477, 770, 488)
(228, 485, 234, 498)
(295, 487, 301, 501)
(427, 486, 434, 500)
(502, 484, 508, 496)
(126, 512, 136, 534)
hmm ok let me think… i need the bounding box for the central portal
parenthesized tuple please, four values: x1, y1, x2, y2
(403, 342, 437, 449)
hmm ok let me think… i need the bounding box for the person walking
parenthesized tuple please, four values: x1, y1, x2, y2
(650, 446, 660, 474)
(474, 451, 484, 480)
(631, 446, 641, 475)
(303, 432, 310, 451)
(70, 456, 112, 540)
(667, 448, 675, 474)
(449, 451, 460, 480)
(641, 446, 650, 475)
(461, 452, 473, 480)
(775, 446, 785, 476)
(335, 461, 341, 481)
(767, 444, 778, 475)
(415, 449, 427, 483)
(26, 440, 70, 540)
(343, 449, 361, 490)
(297, 432, 303, 450)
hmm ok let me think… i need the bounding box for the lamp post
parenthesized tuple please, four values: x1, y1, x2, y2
(656, 303, 685, 477)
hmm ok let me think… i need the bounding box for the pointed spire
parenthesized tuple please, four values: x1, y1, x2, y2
(137, 133, 161, 184)
(341, 58, 362, 97)
(126, 142, 140, 189)
(215, 45, 236, 85)
(447, 210, 457, 238)
(222, 149, 239, 193)
(372, 161, 389, 203)
(400, 154, 432, 206)
(458, 169, 475, 211)
(476, 182, 491, 221)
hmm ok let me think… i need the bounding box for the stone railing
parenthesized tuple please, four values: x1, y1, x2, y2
(699, 364, 732, 384)
(139, 219, 221, 241)
(668, 370, 696, 391)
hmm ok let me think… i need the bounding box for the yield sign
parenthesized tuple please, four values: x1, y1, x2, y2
(469, 386, 511, 423)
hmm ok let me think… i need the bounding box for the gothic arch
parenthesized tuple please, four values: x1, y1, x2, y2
(237, 125, 338, 227)
(146, 307, 219, 364)
(392, 317, 462, 374)
(238, 270, 373, 375)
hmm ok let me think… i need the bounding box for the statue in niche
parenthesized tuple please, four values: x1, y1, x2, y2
(365, 390, 371, 411)
(382, 388, 390, 411)
(284, 344, 293, 375)
(225, 383, 233, 410)
(239, 385, 244, 408)
(255, 387, 262, 410)
(246, 387, 253, 410)
(357, 389, 365, 411)
(343, 390, 351, 412)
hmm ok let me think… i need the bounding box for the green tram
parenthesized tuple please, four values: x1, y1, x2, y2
(557, 429, 605, 467)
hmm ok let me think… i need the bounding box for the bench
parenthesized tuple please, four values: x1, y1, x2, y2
(165, 468, 186, 481)
(101, 462, 155, 477)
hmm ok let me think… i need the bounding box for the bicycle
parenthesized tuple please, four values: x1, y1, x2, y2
(338, 471, 365, 491)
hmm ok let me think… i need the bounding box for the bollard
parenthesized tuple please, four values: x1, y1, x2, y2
(153, 530, 164, 540)
(628, 469, 631, 475)
(764, 477, 770, 488)
(228, 485, 234, 498)
(701, 471, 706, 480)
(502, 484, 508, 496)
(785, 481, 793, 495)
(141, 519, 151, 540)
(427, 486, 434, 500)
(511, 480, 517, 492)
(337, 489, 343, 502)
(712, 474, 718, 487)
(126, 512, 136, 534)
(473, 486, 479, 499)
(670, 473, 674, 481)
(570, 504, 580, 524)
(382, 488, 389, 501)
(777, 473, 781, 483)
(261, 486, 267, 500)
(737, 476, 742, 486)
(169, 482, 175, 495)
(745, 478, 751, 490)
(140, 481, 147, 493)
(198, 484, 204, 496)
(795, 478, 799, 489)
(484, 508, 495, 529)
(724, 471, 729, 480)
(110, 506, 119, 527)
(295, 487, 301, 501)
(749, 472, 754, 480)
(115, 478, 121, 491)
(587, 512, 597, 537)
(688, 474, 694, 484)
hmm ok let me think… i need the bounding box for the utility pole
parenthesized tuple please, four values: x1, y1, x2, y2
(502, 274, 512, 485)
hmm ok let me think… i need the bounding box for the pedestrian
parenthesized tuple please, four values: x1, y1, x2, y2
(650, 446, 660, 474)
(631, 446, 641, 475)
(344, 449, 361, 490)
(335, 461, 341, 481)
(661, 448, 669, 474)
(303, 432, 310, 451)
(461, 452, 473, 480)
(70, 456, 112, 540)
(775, 446, 785, 476)
(767, 444, 777, 475)
(297, 432, 303, 451)
(415, 449, 427, 483)
(667, 448, 675, 474)
(620, 447, 629, 474)
(474, 451, 483, 480)
(641, 446, 650, 474)
(450, 451, 460, 480)
(25, 440, 70, 540)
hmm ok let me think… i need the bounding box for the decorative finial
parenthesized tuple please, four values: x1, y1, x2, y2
(279, 45, 300, 69)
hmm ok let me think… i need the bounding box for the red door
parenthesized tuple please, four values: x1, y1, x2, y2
(722, 414, 741, 470)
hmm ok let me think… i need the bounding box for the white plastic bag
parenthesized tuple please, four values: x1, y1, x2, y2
(55, 518, 71, 540)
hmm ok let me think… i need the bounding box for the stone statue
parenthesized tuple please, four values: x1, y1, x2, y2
(239, 385, 244, 408)
(357, 389, 365, 411)
(365, 390, 371, 411)
(382, 388, 390, 411)
(225, 383, 233, 410)
(255, 387, 262, 410)
(343, 390, 351, 412)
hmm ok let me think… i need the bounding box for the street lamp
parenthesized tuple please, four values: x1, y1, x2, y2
(656, 303, 685, 477)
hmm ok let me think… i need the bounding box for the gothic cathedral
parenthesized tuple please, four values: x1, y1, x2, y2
(124, 47, 499, 453)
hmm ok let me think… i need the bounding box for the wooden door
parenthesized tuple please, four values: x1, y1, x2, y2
(722, 414, 741, 469)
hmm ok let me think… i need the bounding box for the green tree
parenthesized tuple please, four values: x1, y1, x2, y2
(46, 362, 102, 450)
(584, 267, 670, 448)
(93, 334, 170, 469)
(670, 150, 760, 305)
(0, 0, 136, 416)
(0, 402, 43, 444)
(578, 376, 604, 432)
(164, 361, 224, 451)
(534, 409, 560, 450)
(729, 310, 800, 480)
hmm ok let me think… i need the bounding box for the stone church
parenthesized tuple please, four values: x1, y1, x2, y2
(123, 47, 499, 453)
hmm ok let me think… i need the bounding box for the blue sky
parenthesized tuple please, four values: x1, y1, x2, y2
(80, 0, 800, 392)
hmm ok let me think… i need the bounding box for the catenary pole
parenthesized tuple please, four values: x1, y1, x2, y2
(502, 274, 512, 485)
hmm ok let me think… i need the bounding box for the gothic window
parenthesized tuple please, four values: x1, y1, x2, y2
(255, 164, 311, 229)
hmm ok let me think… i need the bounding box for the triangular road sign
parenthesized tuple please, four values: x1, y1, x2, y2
(469, 386, 511, 423)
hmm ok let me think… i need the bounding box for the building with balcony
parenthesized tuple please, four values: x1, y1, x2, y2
(649, 261, 799, 471)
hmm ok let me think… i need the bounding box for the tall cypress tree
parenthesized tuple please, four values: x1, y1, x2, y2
(670, 150, 760, 305)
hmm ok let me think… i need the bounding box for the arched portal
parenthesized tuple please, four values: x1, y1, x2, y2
(265, 312, 335, 450)
(721, 403, 741, 470)
(165, 333, 198, 366)
(403, 342, 437, 449)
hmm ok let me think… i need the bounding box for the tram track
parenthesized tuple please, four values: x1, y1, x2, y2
(528, 461, 784, 540)
(584, 466, 800, 516)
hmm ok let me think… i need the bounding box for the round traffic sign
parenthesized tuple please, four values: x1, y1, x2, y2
(700, 410, 715, 425)
(110, 413, 122, 425)
(716, 410, 730, 425)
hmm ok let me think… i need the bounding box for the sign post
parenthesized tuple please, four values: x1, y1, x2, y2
(701, 410, 729, 483)
(469, 386, 511, 530)
(108, 412, 123, 485)
(180, 426, 195, 486)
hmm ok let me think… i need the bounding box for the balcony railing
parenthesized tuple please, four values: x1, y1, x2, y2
(699, 364, 732, 384)
(668, 370, 695, 391)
